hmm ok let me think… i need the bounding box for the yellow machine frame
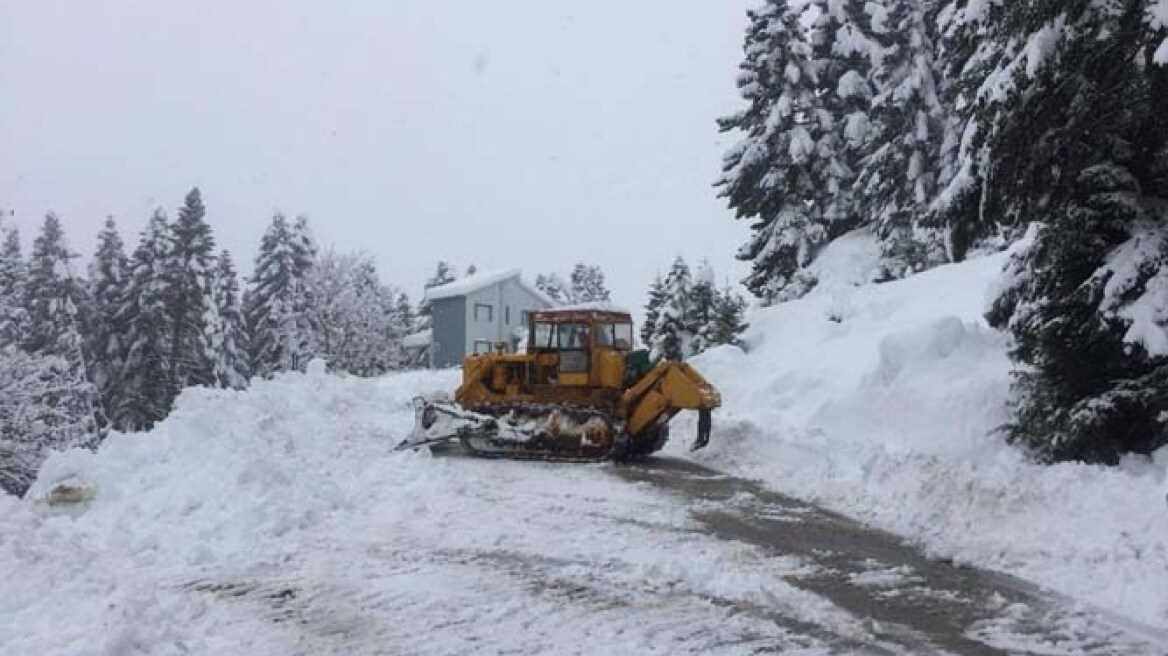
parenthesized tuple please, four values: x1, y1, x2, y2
(454, 309, 720, 445)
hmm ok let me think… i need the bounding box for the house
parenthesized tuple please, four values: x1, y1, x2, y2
(407, 269, 556, 368)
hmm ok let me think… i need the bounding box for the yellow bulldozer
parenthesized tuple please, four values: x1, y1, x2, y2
(397, 307, 721, 461)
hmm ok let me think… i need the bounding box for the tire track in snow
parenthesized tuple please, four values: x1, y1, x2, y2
(612, 457, 1168, 656)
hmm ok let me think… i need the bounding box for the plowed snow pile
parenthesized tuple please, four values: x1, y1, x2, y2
(669, 232, 1168, 630)
(3, 369, 865, 655)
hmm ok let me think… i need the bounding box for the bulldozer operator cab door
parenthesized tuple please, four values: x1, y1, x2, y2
(555, 323, 591, 385)
(593, 322, 633, 388)
(530, 321, 591, 386)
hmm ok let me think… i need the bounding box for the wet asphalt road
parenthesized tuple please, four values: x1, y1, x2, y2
(611, 457, 1168, 656)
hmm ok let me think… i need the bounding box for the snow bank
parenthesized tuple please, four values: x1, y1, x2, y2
(0, 491, 292, 655)
(9, 367, 875, 653)
(669, 236, 1168, 629)
(23, 369, 459, 565)
(3, 369, 460, 654)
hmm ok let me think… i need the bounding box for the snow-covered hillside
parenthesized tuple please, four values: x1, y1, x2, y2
(669, 233, 1168, 630)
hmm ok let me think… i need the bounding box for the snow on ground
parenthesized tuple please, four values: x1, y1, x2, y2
(6, 231, 1168, 652)
(668, 231, 1168, 630)
(5, 368, 873, 655)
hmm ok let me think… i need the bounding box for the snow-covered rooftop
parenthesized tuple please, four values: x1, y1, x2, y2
(424, 269, 556, 306)
(547, 301, 632, 314)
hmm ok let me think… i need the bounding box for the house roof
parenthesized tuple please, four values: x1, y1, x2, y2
(424, 268, 557, 306)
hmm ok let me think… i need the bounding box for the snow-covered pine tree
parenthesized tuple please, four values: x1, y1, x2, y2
(415, 261, 459, 331)
(535, 273, 570, 304)
(986, 0, 1168, 463)
(24, 214, 89, 356)
(165, 187, 220, 393)
(707, 286, 749, 349)
(307, 251, 405, 375)
(114, 211, 175, 430)
(245, 213, 318, 377)
(291, 215, 319, 276)
(929, 0, 1021, 260)
(809, 0, 883, 209)
(640, 275, 666, 348)
(648, 258, 693, 361)
(426, 261, 457, 289)
(210, 250, 250, 389)
(395, 292, 414, 336)
(465, 264, 478, 276)
(87, 217, 129, 415)
(568, 264, 612, 304)
(717, 0, 851, 302)
(0, 348, 99, 495)
(18, 214, 100, 445)
(0, 221, 27, 346)
(858, 0, 949, 275)
(687, 262, 718, 354)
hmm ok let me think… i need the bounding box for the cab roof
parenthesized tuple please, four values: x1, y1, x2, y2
(529, 308, 633, 324)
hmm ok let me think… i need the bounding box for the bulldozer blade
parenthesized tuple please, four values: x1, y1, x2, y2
(396, 397, 545, 453)
(394, 397, 466, 452)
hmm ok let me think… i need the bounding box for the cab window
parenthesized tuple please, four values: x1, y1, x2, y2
(613, 323, 633, 350)
(557, 323, 589, 349)
(532, 322, 555, 350)
(596, 323, 615, 347)
(595, 323, 633, 350)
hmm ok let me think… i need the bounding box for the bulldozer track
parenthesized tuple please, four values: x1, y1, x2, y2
(459, 402, 625, 462)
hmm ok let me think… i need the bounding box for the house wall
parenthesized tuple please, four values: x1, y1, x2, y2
(430, 296, 466, 368)
(464, 277, 552, 355)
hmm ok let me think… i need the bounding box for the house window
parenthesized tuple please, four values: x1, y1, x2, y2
(521, 310, 530, 326)
(505, 306, 511, 325)
(474, 303, 493, 322)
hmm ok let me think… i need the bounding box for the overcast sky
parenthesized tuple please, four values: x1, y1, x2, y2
(2, 0, 752, 312)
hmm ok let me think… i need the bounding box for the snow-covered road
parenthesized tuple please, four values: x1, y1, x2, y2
(5, 368, 1166, 655)
(170, 453, 1168, 656)
(93, 452, 1164, 656)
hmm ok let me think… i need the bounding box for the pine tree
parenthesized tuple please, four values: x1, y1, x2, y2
(114, 211, 175, 430)
(17, 214, 100, 446)
(415, 261, 459, 331)
(0, 221, 27, 346)
(24, 214, 88, 355)
(426, 261, 457, 289)
(858, 0, 949, 274)
(245, 214, 318, 377)
(810, 0, 882, 209)
(640, 275, 666, 348)
(210, 251, 250, 389)
(706, 287, 749, 349)
(688, 262, 719, 354)
(307, 251, 405, 375)
(0, 348, 98, 495)
(568, 264, 612, 304)
(986, 0, 1168, 463)
(535, 273, 570, 304)
(648, 258, 693, 361)
(929, 0, 1024, 260)
(87, 217, 129, 413)
(166, 188, 219, 392)
(395, 293, 414, 335)
(717, 0, 851, 302)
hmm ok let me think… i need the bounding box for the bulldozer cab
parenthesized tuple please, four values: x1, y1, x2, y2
(528, 309, 633, 388)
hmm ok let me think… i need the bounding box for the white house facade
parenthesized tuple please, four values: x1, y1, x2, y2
(413, 269, 555, 368)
